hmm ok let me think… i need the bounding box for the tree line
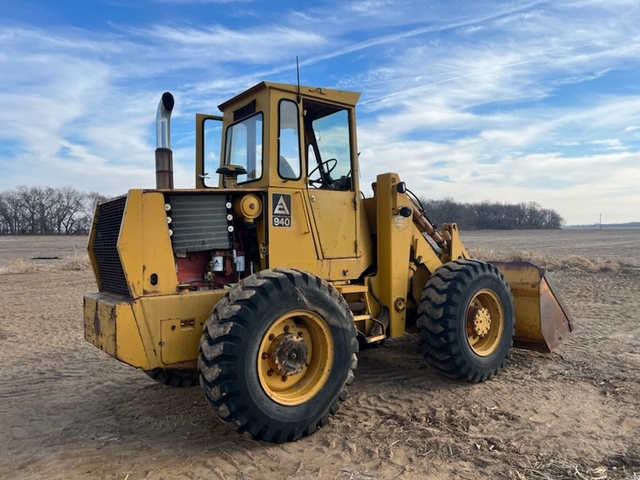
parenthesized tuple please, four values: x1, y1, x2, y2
(418, 197, 563, 230)
(0, 186, 109, 235)
(0, 186, 563, 235)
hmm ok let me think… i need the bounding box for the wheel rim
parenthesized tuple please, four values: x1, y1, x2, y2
(465, 289, 504, 356)
(257, 310, 334, 406)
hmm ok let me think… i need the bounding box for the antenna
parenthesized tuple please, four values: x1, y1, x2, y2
(296, 56, 301, 104)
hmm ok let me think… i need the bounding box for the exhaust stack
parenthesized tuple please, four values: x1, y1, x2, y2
(155, 92, 175, 189)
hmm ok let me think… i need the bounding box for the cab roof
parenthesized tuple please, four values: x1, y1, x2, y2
(218, 81, 362, 112)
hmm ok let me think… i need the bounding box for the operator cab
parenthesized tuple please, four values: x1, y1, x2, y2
(195, 82, 360, 193)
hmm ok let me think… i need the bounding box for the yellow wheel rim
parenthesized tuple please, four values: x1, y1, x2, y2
(257, 310, 334, 406)
(465, 289, 504, 356)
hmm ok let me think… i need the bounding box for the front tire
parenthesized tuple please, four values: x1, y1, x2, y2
(417, 259, 514, 382)
(198, 268, 358, 443)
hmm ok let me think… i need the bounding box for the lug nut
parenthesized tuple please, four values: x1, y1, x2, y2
(262, 352, 269, 359)
(281, 375, 287, 382)
(267, 369, 273, 377)
(268, 334, 275, 341)
(284, 326, 290, 333)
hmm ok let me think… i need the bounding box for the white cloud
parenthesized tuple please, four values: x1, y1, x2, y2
(1, 0, 640, 225)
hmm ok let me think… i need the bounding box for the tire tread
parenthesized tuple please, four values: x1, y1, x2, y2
(198, 268, 358, 443)
(417, 259, 514, 382)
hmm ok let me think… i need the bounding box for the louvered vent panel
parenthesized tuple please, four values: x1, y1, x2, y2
(167, 194, 231, 253)
(92, 196, 130, 297)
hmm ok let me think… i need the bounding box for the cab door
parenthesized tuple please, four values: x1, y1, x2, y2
(307, 189, 357, 258)
(304, 104, 358, 259)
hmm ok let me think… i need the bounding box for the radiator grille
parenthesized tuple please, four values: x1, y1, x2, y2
(167, 194, 232, 253)
(92, 196, 130, 297)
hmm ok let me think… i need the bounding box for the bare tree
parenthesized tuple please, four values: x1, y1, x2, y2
(53, 187, 86, 234)
(0, 186, 563, 234)
(0, 186, 113, 235)
(419, 197, 563, 230)
(2, 189, 28, 234)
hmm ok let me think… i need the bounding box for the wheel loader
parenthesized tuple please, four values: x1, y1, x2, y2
(84, 81, 574, 443)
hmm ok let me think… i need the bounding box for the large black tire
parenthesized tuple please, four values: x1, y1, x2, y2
(198, 268, 358, 443)
(144, 368, 200, 387)
(417, 259, 515, 382)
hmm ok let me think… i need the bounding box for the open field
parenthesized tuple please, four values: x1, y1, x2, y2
(1, 230, 639, 479)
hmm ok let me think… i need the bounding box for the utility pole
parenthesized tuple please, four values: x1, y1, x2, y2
(599, 213, 602, 231)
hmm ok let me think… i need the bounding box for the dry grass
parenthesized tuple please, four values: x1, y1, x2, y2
(2, 247, 638, 275)
(60, 250, 92, 271)
(0, 251, 91, 274)
(469, 248, 640, 272)
(509, 454, 640, 480)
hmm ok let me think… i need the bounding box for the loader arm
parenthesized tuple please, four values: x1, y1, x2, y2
(366, 173, 470, 338)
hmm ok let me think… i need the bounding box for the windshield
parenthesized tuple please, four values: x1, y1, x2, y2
(224, 113, 263, 183)
(310, 109, 350, 179)
(305, 101, 352, 190)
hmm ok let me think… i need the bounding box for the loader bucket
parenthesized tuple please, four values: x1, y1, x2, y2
(491, 261, 575, 353)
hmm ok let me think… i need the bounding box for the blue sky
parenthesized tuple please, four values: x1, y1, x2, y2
(2, 0, 640, 225)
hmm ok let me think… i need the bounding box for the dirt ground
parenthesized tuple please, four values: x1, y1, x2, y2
(1, 230, 639, 480)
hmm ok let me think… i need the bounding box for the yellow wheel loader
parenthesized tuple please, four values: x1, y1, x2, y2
(84, 82, 574, 443)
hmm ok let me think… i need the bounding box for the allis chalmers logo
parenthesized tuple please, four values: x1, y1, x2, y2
(272, 193, 291, 227)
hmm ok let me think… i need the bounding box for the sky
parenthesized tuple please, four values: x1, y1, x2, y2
(1, 0, 640, 225)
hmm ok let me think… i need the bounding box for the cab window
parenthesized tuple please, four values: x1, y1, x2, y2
(304, 101, 352, 190)
(225, 113, 263, 183)
(278, 100, 301, 180)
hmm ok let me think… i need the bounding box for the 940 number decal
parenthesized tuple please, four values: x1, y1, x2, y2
(272, 193, 292, 228)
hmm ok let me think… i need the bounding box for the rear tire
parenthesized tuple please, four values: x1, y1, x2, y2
(417, 259, 514, 382)
(198, 268, 358, 443)
(144, 368, 200, 387)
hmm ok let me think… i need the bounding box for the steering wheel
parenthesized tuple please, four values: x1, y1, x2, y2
(308, 158, 338, 186)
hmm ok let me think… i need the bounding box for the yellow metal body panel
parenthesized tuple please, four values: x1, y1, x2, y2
(267, 188, 319, 272)
(368, 173, 417, 338)
(84, 292, 149, 367)
(306, 189, 357, 259)
(160, 318, 200, 365)
(491, 261, 575, 352)
(119, 190, 178, 298)
(219, 82, 361, 114)
(267, 187, 373, 281)
(138, 290, 226, 367)
(84, 289, 227, 370)
(441, 223, 470, 262)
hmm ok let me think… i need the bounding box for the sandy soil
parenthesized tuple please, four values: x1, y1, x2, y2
(0, 231, 639, 479)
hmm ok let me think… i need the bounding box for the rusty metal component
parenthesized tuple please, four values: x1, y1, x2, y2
(269, 332, 309, 376)
(408, 200, 448, 253)
(393, 297, 406, 312)
(491, 261, 575, 352)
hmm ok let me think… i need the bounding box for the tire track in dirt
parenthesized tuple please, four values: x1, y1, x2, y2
(1, 235, 640, 479)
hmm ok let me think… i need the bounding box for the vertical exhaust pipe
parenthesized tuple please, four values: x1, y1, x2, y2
(155, 92, 175, 189)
